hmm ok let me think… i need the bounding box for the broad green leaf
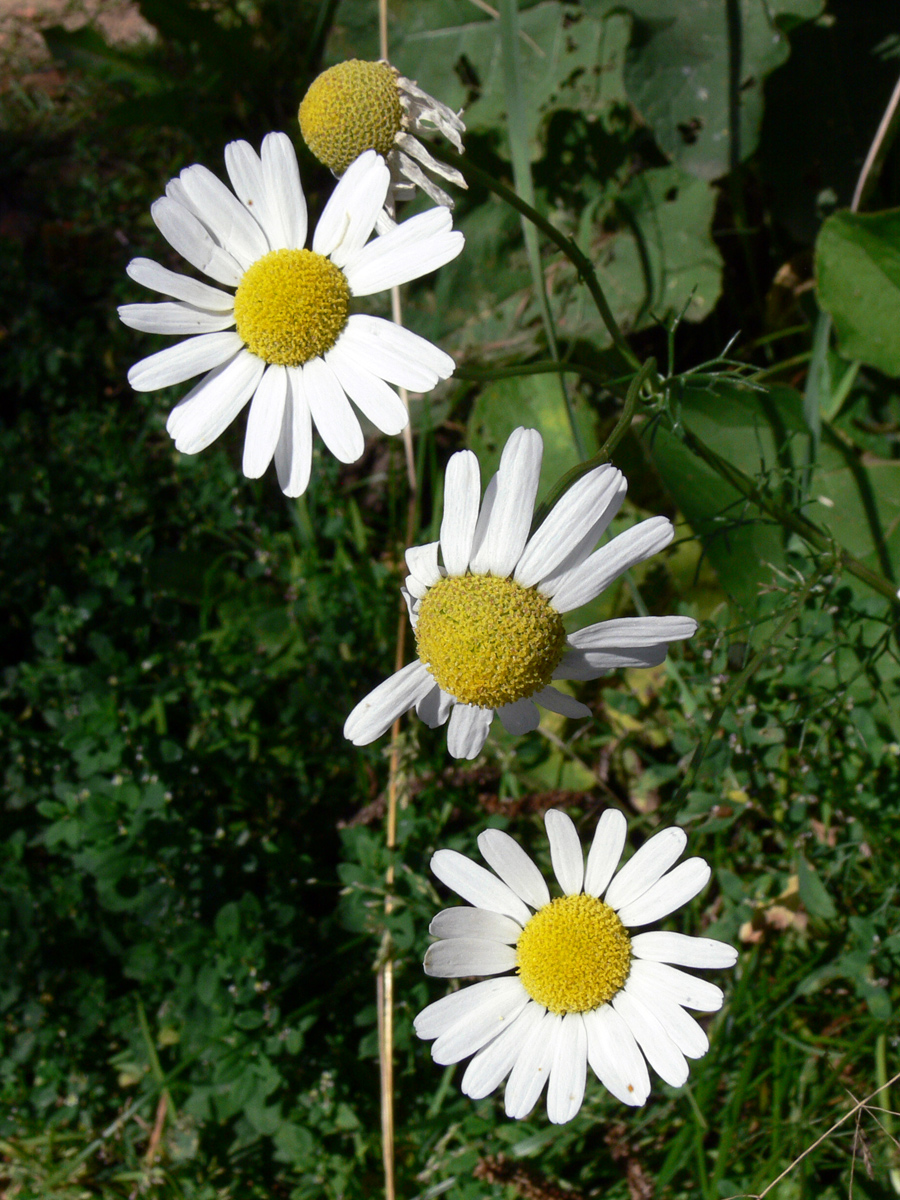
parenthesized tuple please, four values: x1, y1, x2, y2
(815, 208, 900, 377)
(796, 857, 837, 920)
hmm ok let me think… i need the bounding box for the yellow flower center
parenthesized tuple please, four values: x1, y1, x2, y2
(414, 574, 566, 709)
(232, 249, 350, 366)
(516, 894, 632, 1014)
(298, 60, 404, 175)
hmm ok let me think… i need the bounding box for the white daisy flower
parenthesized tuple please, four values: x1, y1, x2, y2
(298, 59, 466, 209)
(344, 427, 697, 759)
(119, 137, 464, 497)
(414, 808, 737, 1124)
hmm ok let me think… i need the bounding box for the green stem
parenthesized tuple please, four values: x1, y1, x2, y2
(454, 360, 630, 391)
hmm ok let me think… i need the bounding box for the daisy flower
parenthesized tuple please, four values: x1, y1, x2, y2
(344, 427, 697, 759)
(299, 59, 466, 209)
(414, 808, 737, 1124)
(119, 137, 463, 497)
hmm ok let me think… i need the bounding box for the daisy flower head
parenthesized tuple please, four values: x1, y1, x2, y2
(415, 809, 737, 1124)
(344, 427, 697, 759)
(298, 59, 466, 209)
(119, 136, 464, 497)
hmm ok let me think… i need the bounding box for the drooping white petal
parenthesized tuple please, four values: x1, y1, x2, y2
(342, 205, 464, 295)
(631, 931, 738, 970)
(313, 150, 389, 267)
(554, 645, 668, 679)
(127, 332, 243, 392)
(532, 687, 591, 720)
(424, 938, 518, 979)
(583, 1003, 651, 1106)
(166, 350, 264, 454)
(242, 363, 287, 478)
(547, 516, 675, 613)
(325, 340, 409, 436)
(624, 966, 710, 1058)
(497, 698, 540, 736)
(429, 906, 523, 943)
(546, 1013, 588, 1124)
(440, 450, 481, 576)
(616, 858, 711, 927)
(117, 302, 236, 336)
(301, 357, 364, 464)
(176, 162, 269, 270)
(338, 315, 455, 392)
(430, 979, 531, 1065)
(151, 196, 244, 287)
(415, 683, 453, 729)
(515, 464, 623, 588)
(274, 367, 313, 498)
(504, 1010, 561, 1119)
(446, 703, 493, 761)
(612, 989, 689, 1088)
(430, 849, 532, 925)
(405, 542, 442, 589)
(626, 959, 724, 1013)
(126, 258, 234, 310)
(583, 809, 628, 898)
(469, 428, 543, 577)
(476, 828, 550, 911)
(261, 131, 307, 250)
(344, 659, 434, 745)
(461, 1000, 545, 1100)
(415, 977, 524, 1041)
(604, 827, 687, 913)
(544, 809, 584, 895)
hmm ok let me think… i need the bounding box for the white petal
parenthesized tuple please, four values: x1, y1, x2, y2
(343, 659, 434, 745)
(325, 340, 409, 436)
(546, 1013, 588, 1124)
(469, 428, 543, 577)
(302, 357, 364, 464)
(532, 686, 591, 719)
(126, 257, 234, 310)
(424, 938, 518, 979)
(605, 827, 687, 913)
(127, 332, 243, 392)
(544, 809, 584, 895)
(342, 205, 464, 295)
(338, 315, 455, 391)
(462, 1001, 545, 1100)
(476, 829, 550, 911)
(440, 450, 481, 575)
(583, 1004, 651, 1106)
(429, 907, 523, 943)
(612, 989, 689, 1088)
(415, 683, 453, 729)
(446, 703, 493, 761)
(274, 367, 312, 498)
(515, 464, 623, 588)
(118, 301, 235, 335)
(224, 140, 272, 245)
(313, 150, 389, 266)
(415, 977, 525, 1041)
(242, 363, 287, 478)
(554, 645, 669, 679)
(431, 849, 532, 925)
(584, 809, 627, 898)
(616, 858, 712, 927)
(624, 966, 710, 1058)
(538, 477, 628, 596)
(405, 542, 442, 589)
(625, 959, 723, 1013)
(151, 196, 244, 287)
(176, 162, 269, 270)
(504, 1010, 561, 1119)
(568, 616, 698, 653)
(261, 131, 307, 250)
(166, 350, 264, 454)
(430, 980, 531, 1065)
(631, 931, 738, 970)
(547, 517, 675, 613)
(497, 698, 540, 735)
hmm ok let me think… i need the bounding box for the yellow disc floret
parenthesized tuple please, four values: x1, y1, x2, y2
(414, 574, 566, 709)
(516, 893, 632, 1014)
(299, 60, 404, 175)
(233, 249, 350, 366)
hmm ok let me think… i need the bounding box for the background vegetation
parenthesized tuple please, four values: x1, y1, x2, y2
(2, 0, 900, 1196)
